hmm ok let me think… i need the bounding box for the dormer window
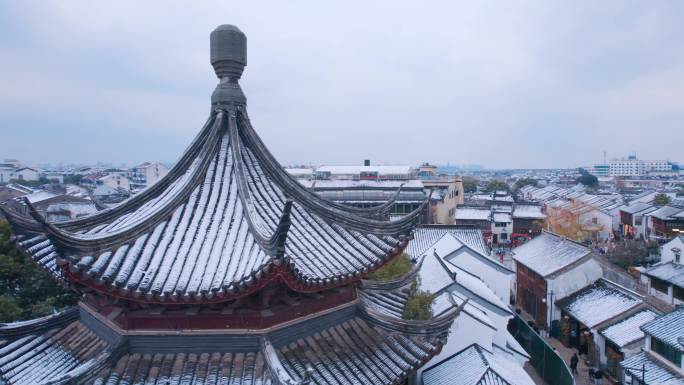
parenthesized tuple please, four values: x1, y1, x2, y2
(673, 247, 681, 264)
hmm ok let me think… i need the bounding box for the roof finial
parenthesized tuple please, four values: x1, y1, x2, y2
(210, 24, 247, 105)
(210, 24, 246, 80)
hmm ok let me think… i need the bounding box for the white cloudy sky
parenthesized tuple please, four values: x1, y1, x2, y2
(0, 1, 682, 169)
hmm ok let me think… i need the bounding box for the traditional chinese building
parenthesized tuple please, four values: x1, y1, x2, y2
(0, 25, 462, 385)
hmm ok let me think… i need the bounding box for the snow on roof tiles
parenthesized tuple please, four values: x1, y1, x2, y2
(512, 205, 546, 219)
(6, 109, 421, 304)
(422, 344, 535, 385)
(406, 226, 489, 258)
(645, 262, 684, 288)
(649, 206, 684, 220)
(417, 253, 455, 294)
(600, 310, 658, 347)
(450, 265, 510, 313)
(455, 207, 491, 221)
(511, 232, 591, 277)
(641, 307, 684, 351)
(316, 165, 412, 175)
(492, 212, 512, 223)
(621, 352, 684, 385)
(560, 279, 642, 328)
(620, 202, 655, 214)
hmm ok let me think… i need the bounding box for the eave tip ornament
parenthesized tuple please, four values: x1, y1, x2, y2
(211, 24, 247, 106)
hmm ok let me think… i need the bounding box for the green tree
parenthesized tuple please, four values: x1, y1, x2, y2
(10, 177, 52, 188)
(367, 254, 413, 281)
(485, 179, 509, 193)
(576, 174, 598, 188)
(0, 296, 22, 322)
(0, 220, 79, 322)
(462, 177, 478, 194)
(403, 291, 433, 320)
(653, 193, 671, 205)
(514, 178, 538, 191)
(63, 174, 83, 185)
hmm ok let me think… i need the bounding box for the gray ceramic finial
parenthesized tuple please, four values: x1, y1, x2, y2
(210, 24, 247, 105)
(210, 24, 247, 80)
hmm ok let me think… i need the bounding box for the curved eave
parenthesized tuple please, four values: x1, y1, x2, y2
(60, 237, 408, 304)
(5, 104, 423, 305)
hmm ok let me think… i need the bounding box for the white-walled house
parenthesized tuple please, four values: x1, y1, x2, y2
(621, 307, 684, 385)
(512, 231, 603, 328)
(643, 262, 684, 306)
(661, 236, 684, 264)
(0, 164, 15, 184)
(99, 173, 130, 190)
(13, 167, 40, 182)
(578, 206, 615, 241)
(399, 228, 534, 385)
(599, 309, 658, 378)
(129, 161, 169, 191)
(556, 278, 648, 371)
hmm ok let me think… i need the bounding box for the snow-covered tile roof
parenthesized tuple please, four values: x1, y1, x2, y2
(284, 167, 313, 176)
(511, 232, 591, 277)
(620, 202, 655, 214)
(455, 207, 491, 221)
(450, 265, 511, 313)
(512, 205, 546, 219)
(559, 279, 642, 328)
(492, 212, 512, 223)
(24, 190, 57, 203)
(649, 206, 684, 220)
(300, 179, 424, 189)
(450, 292, 496, 330)
(316, 165, 413, 175)
(600, 310, 658, 348)
(417, 253, 455, 294)
(422, 344, 535, 385)
(641, 307, 684, 351)
(645, 262, 684, 288)
(621, 352, 684, 385)
(406, 226, 489, 258)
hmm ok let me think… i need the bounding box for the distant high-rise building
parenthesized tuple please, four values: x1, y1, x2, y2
(591, 154, 673, 177)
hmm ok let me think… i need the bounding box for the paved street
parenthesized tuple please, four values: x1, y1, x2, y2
(545, 338, 593, 385)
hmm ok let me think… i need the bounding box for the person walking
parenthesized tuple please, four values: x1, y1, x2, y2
(570, 353, 579, 375)
(594, 368, 604, 385)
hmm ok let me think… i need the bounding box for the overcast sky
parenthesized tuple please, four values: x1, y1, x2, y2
(0, 1, 682, 169)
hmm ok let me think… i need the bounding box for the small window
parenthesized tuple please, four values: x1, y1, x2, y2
(651, 277, 669, 294)
(651, 337, 682, 366)
(675, 286, 684, 302)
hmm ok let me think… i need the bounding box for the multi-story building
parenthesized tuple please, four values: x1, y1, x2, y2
(315, 161, 415, 180)
(591, 164, 610, 177)
(512, 231, 602, 327)
(610, 156, 646, 177)
(422, 176, 464, 224)
(129, 161, 169, 191)
(299, 179, 428, 221)
(605, 155, 674, 177)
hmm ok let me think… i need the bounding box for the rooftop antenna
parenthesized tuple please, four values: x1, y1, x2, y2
(603, 151, 606, 165)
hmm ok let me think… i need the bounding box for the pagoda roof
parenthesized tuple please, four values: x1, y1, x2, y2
(2, 26, 425, 305)
(0, 296, 463, 385)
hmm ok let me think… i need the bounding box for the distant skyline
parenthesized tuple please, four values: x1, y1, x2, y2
(1, 1, 683, 169)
